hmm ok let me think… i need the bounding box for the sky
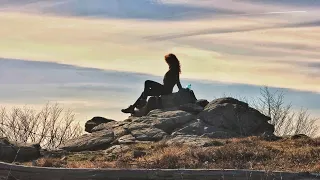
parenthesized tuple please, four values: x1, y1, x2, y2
(0, 0, 319, 128)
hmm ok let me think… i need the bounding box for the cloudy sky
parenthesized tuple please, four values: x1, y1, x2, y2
(0, 0, 319, 127)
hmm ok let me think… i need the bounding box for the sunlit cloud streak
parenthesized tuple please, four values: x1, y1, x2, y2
(0, 0, 319, 93)
(1, 58, 319, 126)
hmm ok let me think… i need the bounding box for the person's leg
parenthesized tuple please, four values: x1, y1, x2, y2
(143, 80, 165, 96)
(132, 92, 146, 108)
(133, 80, 164, 106)
(122, 80, 164, 113)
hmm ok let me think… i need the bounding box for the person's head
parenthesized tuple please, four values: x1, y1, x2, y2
(165, 53, 181, 73)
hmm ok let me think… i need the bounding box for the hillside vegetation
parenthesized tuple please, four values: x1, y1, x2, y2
(28, 136, 320, 173)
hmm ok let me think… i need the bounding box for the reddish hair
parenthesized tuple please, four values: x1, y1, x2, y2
(165, 53, 181, 73)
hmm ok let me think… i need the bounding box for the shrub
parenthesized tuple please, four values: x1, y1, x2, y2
(0, 103, 82, 150)
(252, 87, 319, 137)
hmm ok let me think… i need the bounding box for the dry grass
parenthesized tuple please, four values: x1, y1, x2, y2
(25, 136, 320, 173)
(32, 157, 116, 168)
(136, 144, 200, 169)
(35, 158, 66, 168)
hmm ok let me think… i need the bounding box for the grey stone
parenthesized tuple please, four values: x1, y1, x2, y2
(65, 96, 279, 153)
(148, 110, 196, 133)
(198, 97, 273, 136)
(147, 109, 167, 116)
(85, 116, 115, 133)
(60, 130, 114, 152)
(196, 99, 209, 108)
(124, 122, 151, 131)
(172, 119, 220, 136)
(113, 126, 128, 137)
(131, 128, 167, 141)
(104, 145, 130, 155)
(125, 110, 196, 134)
(133, 89, 197, 117)
(161, 89, 197, 109)
(207, 97, 249, 108)
(0, 137, 41, 162)
(92, 121, 128, 133)
(90, 121, 129, 140)
(118, 134, 136, 144)
(179, 103, 204, 114)
(91, 122, 113, 132)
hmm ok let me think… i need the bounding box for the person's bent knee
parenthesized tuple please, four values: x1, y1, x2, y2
(145, 80, 152, 86)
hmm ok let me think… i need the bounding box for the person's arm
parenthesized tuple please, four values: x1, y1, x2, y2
(177, 74, 183, 90)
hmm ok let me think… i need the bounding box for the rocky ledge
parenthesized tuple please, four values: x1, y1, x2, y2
(61, 89, 276, 152)
(0, 137, 41, 162)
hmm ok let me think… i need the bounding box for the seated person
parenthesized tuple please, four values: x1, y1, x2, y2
(121, 53, 183, 114)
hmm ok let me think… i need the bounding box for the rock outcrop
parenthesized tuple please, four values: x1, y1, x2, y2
(198, 97, 274, 136)
(85, 116, 115, 133)
(134, 88, 197, 117)
(61, 90, 276, 152)
(0, 137, 41, 162)
(61, 130, 115, 152)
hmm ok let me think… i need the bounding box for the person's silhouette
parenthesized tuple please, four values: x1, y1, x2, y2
(121, 53, 183, 114)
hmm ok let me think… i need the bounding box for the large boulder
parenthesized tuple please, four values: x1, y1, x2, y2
(0, 137, 41, 162)
(63, 96, 276, 152)
(135, 110, 196, 134)
(179, 103, 204, 114)
(91, 121, 129, 136)
(172, 119, 220, 136)
(85, 116, 115, 133)
(118, 134, 137, 144)
(195, 99, 209, 108)
(161, 89, 197, 109)
(119, 110, 196, 141)
(131, 127, 167, 141)
(60, 130, 114, 152)
(198, 97, 274, 136)
(133, 89, 197, 117)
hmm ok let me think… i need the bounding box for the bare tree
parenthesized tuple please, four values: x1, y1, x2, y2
(0, 103, 82, 150)
(252, 87, 319, 137)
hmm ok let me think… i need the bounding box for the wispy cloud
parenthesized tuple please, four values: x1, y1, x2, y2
(1, 58, 319, 125)
(0, 0, 319, 94)
(0, 0, 238, 20)
(144, 19, 320, 41)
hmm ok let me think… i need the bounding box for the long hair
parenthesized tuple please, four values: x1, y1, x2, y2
(165, 53, 181, 74)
